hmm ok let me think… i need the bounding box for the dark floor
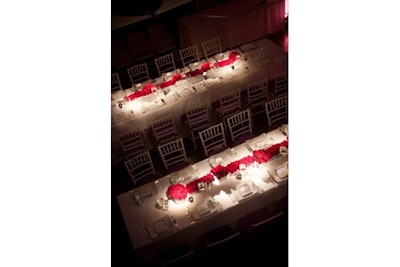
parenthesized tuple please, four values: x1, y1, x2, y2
(111, 29, 288, 267)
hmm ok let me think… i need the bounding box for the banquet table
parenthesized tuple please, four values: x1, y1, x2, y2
(111, 36, 288, 162)
(116, 125, 288, 265)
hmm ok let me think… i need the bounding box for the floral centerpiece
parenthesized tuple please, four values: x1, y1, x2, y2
(186, 174, 215, 194)
(211, 165, 229, 179)
(163, 138, 288, 197)
(166, 183, 188, 203)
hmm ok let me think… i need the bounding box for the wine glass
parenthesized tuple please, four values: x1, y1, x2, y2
(208, 157, 216, 168)
(239, 163, 246, 171)
(151, 86, 158, 97)
(197, 182, 205, 192)
(133, 190, 142, 205)
(279, 146, 288, 158)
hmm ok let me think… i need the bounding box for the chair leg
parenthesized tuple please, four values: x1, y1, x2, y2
(190, 131, 198, 151)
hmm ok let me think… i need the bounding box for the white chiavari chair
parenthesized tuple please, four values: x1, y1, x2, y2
(118, 129, 146, 159)
(124, 150, 156, 186)
(111, 72, 123, 93)
(226, 109, 256, 146)
(274, 72, 288, 96)
(212, 89, 241, 118)
(265, 95, 288, 128)
(179, 44, 200, 68)
(181, 106, 210, 151)
(245, 79, 269, 116)
(198, 123, 227, 157)
(154, 53, 176, 76)
(157, 138, 189, 173)
(201, 37, 222, 59)
(148, 115, 178, 145)
(127, 63, 150, 87)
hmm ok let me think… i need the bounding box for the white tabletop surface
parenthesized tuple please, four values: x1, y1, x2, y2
(111, 37, 287, 161)
(116, 125, 288, 263)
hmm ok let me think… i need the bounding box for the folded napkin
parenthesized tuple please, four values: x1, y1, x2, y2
(196, 203, 211, 217)
(154, 220, 168, 234)
(195, 199, 217, 217)
(237, 184, 253, 198)
(275, 163, 288, 179)
(146, 216, 174, 239)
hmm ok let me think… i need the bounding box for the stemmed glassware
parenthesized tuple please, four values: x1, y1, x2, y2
(208, 157, 217, 168)
(279, 146, 288, 158)
(197, 182, 206, 192)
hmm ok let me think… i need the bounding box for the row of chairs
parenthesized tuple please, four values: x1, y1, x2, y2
(112, 36, 223, 90)
(120, 94, 287, 186)
(152, 196, 288, 266)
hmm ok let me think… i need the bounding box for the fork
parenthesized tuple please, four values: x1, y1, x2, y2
(169, 215, 180, 229)
(185, 208, 195, 224)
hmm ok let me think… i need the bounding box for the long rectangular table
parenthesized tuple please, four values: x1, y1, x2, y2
(111, 37, 288, 162)
(116, 125, 288, 265)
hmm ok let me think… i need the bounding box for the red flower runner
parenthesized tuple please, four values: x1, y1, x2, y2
(186, 174, 215, 194)
(211, 165, 229, 179)
(124, 83, 154, 101)
(215, 51, 240, 67)
(165, 138, 288, 196)
(159, 73, 182, 89)
(124, 52, 241, 102)
(166, 183, 188, 200)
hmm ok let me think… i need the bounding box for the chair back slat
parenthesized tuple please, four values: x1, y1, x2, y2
(158, 138, 188, 171)
(265, 95, 288, 127)
(199, 123, 227, 157)
(202, 37, 222, 59)
(179, 45, 200, 67)
(154, 53, 176, 76)
(124, 150, 155, 185)
(127, 63, 150, 86)
(227, 109, 253, 143)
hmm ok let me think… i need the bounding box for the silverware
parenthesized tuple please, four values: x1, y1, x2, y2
(279, 127, 287, 136)
(185, 208, 195, 224)
(143, 228, 151, 241)
(169, 215, 180, 229)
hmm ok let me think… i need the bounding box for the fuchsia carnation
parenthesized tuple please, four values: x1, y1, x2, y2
(166, 184, 188, 200)
(211, 165, 229, 179)
(123, 53, 241, 102)
(166, 138, 288, 197)
(186, 174, 215, 194)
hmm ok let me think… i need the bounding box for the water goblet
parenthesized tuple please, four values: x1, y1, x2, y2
(157, 198, 164, 209)
(239, 163, 246, 171)
(197, 182, 205, 192)
(208, 157, 217, 168)
(133, 190, 142, 205)
(163, 199, 169, 211)
(279, 146, 288, 158)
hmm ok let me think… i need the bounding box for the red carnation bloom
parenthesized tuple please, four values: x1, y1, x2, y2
(211, 165, 229, 179)
(166, 184, 188, 200)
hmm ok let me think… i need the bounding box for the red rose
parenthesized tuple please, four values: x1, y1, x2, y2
(211, 165, 229, 179)
(166, 184, 188, 200)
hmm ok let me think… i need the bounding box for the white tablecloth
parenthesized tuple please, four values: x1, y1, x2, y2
(111, 37, 287, 161)
(116, 126, 288, 265)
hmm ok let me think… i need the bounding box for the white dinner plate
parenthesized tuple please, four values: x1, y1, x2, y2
(145, 216, 174, 240)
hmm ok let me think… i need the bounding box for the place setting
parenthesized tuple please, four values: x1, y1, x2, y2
(144, 215, 177, 240)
